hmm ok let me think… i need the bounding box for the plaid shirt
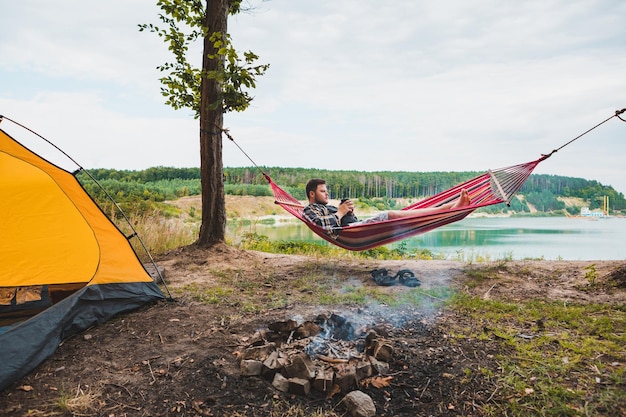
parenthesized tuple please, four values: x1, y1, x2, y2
(303, 203, 341, 239)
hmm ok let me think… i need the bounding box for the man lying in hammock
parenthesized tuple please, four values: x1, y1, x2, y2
(303, 178, 471, 239)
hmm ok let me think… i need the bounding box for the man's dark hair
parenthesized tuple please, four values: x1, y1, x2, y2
(305, 178, 326, 198)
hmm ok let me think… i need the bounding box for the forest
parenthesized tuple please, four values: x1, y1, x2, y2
(78, 165, 626, 216)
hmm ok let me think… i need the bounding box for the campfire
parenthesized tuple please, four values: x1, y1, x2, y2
(237, 311, 394, 397)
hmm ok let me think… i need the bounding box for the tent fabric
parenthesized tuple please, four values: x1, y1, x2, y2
(0, 126, 165, 392)
(0, 282, 163, 392)
(266, 157, 545, 251)
(0, 127, 153, 287)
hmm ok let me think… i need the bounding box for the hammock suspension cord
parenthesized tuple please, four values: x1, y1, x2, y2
(220, 127, 270, 182)
(539, 108, 625, 160)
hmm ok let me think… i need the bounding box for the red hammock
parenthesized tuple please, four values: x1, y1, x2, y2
(265, 157, 546, 251)
(226, 108, 624, 251)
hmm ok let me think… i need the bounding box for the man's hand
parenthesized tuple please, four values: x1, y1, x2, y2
(337, 199, 355, 219)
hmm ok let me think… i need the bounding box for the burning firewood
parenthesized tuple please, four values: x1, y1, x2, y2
(238, 311, 394, 398)
(317, 354, 349, 364)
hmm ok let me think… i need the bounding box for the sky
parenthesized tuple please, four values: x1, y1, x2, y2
(1, 1, 625, 193)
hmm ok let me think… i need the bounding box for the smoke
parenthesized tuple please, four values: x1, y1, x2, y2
(274, 267, 454, 358)
(336, 269, 453, 328)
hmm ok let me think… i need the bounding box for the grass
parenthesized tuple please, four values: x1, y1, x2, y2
(449, 293, 626, 416)
(236, 232, 444, 261)
(120, 211, 545, 264)
(171, 255, 458, 318)
(116, 210, 200, 261)
(53, 384, 102, 415)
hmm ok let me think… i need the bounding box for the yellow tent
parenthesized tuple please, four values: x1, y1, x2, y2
(0, 118, 165, 391)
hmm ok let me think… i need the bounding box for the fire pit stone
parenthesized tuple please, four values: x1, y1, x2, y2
(288, 377, 311, 396)
(312, 367, 334, 392)
(240, 342, 276, 361)
(271, 373, 289, 392)
(268, 319, 298, 333)
(283, 353, 315, 380)
(240, 359, 263, 376)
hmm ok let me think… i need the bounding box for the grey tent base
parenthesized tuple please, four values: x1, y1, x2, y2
(0, 282, 164, 392)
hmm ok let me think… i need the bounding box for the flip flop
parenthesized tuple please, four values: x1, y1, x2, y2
(394, 269, 421, 287)
(371, 268, 396, 286)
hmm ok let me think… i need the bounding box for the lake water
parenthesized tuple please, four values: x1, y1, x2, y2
(228, 216, 626, 261)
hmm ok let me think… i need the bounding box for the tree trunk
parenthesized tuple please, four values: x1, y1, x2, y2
(197, 0, 229, 247)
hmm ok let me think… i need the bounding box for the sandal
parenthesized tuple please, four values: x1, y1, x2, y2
(394, 269, 421, 287)
(371, 268, 396, 286)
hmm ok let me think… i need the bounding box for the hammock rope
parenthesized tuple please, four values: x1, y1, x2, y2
(221, 108, 625, 251)
(540, 108, 626, 159)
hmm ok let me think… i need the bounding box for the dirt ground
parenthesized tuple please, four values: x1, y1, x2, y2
(1, 244, 625, 417)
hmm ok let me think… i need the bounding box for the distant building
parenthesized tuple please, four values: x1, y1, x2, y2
(580, 207, 607, 218)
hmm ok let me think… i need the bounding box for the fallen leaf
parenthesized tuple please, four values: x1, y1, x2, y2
(18, 385, 33, 392)
(524, 387, 534, 395)
(371, 376, 393, 388)
(360, 376, 393, 388)
(192, 400, 203, 413)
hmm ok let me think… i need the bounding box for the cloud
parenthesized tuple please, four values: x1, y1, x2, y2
(1, 0, 625, 193)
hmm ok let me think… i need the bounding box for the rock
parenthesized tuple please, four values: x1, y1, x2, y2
(241, 343, 276, 361)
(368, 339, 393, 362)
(343, 390, 376, 417)
(240, 360, 263, 376)
(261, 351, 283, 378)
(294, 321, 322, 338)
(283, 353, 315, 380)
(335, 364, 358, 392)
(356, 361, 372, 380)
(312, 367, 334, 392)
(368, 357, 389, 375)
(268, 319, 298, 333)
(288, 377, 311, 396)
(272, 373, 289, 392)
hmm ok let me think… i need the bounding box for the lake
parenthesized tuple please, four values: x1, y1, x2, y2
(228, 216, 626, 261)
